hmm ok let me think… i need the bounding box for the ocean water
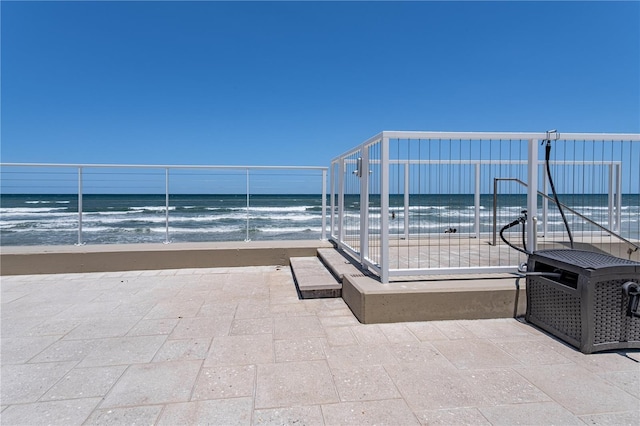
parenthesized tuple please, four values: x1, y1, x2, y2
(0, 194, 325, 246)
(1, 193, 638, 246)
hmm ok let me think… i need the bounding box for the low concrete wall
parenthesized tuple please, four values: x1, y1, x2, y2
(342, 273, 526, 323)
(0, 240, 333, 275)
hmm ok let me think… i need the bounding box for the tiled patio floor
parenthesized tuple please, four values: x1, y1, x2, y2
(1, 266, 639, 425)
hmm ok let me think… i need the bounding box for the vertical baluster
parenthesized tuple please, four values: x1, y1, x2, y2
(245, 169, 251, 242)
(321, 169, 327, 240)
(76, 166, 84, 246)
(165, 168, 170, 244)
(404, 162, 409, 240)
(380, 136, 390, 284)
(527, 139, 539, 253)
(474, 162, 481, 239)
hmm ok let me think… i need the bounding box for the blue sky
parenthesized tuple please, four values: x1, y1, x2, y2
(2, 1, 639, 168)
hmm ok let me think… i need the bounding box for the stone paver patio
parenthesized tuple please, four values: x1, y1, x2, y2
(1, 266, 639, 425)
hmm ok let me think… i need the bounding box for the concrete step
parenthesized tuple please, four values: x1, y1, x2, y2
(341, 272, 525, 324)
(317, 248, 362, 282)
(290, 256, 342, 299)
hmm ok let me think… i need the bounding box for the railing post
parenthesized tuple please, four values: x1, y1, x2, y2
(380, 136, 390, 283)
(245, 168, 251, 242)
(404, 162, 409, 240)
(607, 163, 623, 233)
(474, 162, 480, 239)
(338, 158, 345, 243)
(330, 164, 335, 238)
(360, 150, 369, 267)
(492, 178, 498, 246)
(608, 164, 615, 230)
(321, 169, 327, 240)
(542, 164, 548, 237)
(616, 163, 622, 233)
(527, 139, 538, 252)
(164, 168, 170, 244)
(76, 166, 84, 246)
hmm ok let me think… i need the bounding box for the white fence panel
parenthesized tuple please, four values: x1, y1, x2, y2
(331, 131, 640, 283)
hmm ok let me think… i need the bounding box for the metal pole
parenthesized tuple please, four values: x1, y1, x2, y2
(542, 164, 548, 237)
(616, 163, 622, 233)
(165, 168, 170, 244)
(330, 164, 336, 239)
(404, 163, 409, 240)
(321, 169, 327, 240)
(360, 151, 369, 268)
(76, 167, 84, 246)
(608, 164, 615, 230)
(338, 158, 345, 243)
(245, 169, 251, 242)
(492, 178, 498, 246)
(527, 139, 539, 252)
(474, 163, 480, 239)
(380, 136, 390, 283)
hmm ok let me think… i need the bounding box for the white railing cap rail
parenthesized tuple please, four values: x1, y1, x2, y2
(379, 130, 640, 141)
(0, 163, 328, 170)
(332, 130, 640, 163)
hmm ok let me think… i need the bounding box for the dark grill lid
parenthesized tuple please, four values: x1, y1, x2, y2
(533, 249, 640, 270)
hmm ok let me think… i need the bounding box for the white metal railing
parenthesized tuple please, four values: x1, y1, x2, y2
(491, 176, 638, 250)
(0, 163, 328, 246)
(330, 131, 640, 283)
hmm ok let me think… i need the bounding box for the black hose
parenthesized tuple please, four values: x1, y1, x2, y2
(500, 218, 530, 255)
(521, 211, 528, 254)
(545, 140, 574, 249)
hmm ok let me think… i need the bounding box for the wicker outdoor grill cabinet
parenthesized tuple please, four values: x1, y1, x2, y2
(526, 249, 640, 354)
